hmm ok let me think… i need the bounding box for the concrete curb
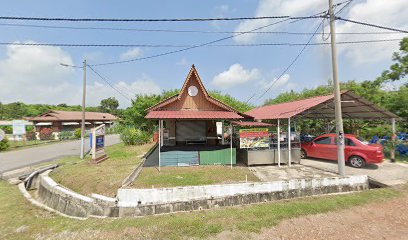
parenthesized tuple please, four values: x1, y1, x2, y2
(21, 167, 370, 219)
(17, 182, 87, 220)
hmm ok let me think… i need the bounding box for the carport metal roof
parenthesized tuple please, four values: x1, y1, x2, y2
(245, 91, 399, 120)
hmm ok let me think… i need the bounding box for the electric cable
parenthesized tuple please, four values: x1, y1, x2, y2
(0, 39, 402, 48)
(87, 65, 133, 101)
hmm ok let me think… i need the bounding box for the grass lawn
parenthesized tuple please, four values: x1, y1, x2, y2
(7, 139, 60, 151)
(0, 180, 402, 240)
(50, 143, 154, 197)
(131, 165, 260, 189)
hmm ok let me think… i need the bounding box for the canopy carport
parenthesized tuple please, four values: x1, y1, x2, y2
(245, 91, 399, 169)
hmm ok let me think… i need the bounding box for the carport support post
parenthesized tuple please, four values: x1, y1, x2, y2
(288, 118, 291, 167)
(329, 0, 346, 176)
(221, 120, 225, 145)
(391, 118, 396, 162)
(230, 123, 233, 169)
(277, 119, 281, 167)
(158, 120, 161, 172)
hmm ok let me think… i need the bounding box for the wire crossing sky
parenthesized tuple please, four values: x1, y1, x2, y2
(0, 0, 407, 108)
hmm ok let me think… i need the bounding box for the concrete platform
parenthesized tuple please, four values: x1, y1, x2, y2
(301, 158, 408, 186)
(249, 164, 339, 182)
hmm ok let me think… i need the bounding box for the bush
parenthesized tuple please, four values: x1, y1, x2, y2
(120, 128, 151, 145)
(74, 128, 82, 139)
(59, 131, 74, 140)
(26, 131, 37, 141)
(0, 137, 10, 151)
(360, 124, 392, 140)
(26, 125, 34, 132)
(39, 128, 54, 140)
(0, 126, 12, 134)
(106, 124, 124, 135)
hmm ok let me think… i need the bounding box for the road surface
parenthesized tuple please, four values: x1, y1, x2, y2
(301, 158, 408, 186)
(0, 134, 121, 173)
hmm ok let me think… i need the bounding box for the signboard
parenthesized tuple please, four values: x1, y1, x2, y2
(12, 120, 26, 135)
(239, 128, 269, 149)
(91, 124, 108, 163)
(0, 129, 5, 141)
(96, 135, 104, 149)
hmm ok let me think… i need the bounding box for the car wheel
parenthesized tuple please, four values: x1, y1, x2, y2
(349, 156, 366, 168)
(300, 149, 307, 159)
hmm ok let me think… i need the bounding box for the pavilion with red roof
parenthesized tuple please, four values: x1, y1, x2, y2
(145, 65, 247, 168)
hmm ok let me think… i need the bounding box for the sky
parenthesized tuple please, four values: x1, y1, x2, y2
(0, 0, 407, 108)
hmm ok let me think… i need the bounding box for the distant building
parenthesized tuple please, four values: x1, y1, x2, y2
(29, 110, 117, 133)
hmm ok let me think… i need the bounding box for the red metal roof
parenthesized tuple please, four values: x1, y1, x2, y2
(246, 94, 334, 120)
(231, 121, 275, 127)
(30, 110, 118, 122)
(145, 111, 244, 119)
(246, 91, 399, 120)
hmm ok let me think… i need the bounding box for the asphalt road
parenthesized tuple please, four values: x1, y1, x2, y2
(301, 158, 408, 186)
(0, 134, 121, 173)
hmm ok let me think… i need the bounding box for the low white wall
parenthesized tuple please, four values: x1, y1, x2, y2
(118, 175, 368, 207)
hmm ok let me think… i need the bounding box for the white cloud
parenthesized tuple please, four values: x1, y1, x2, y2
(212, 64, 261, 88)
(176, 57, 189, 66)
(0, 42, 161, 108)
(234, 0, 326, 43)
(0, 42, 77, 104)
(257, 74, 291, 89)
(211, 4, 236, 29)
(334, 0, 408, 64)
(120, 48, 142, 60)
(86, 78, 161, 107)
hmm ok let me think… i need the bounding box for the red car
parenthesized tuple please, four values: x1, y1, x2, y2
(301, 133, 383, 168)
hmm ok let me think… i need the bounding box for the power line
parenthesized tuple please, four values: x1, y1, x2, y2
(0, 15, 300, 22)
(250, 19, 326, 103)
(89, 17, 295, 66)
(1, 39, 403, 48)
(87, 65, 133, 101)
(336, 17, 408, 34)
(0, 22, 402, 35)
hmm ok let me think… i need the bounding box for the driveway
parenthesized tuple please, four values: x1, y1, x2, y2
(0, 134, 121, 174)
(301, 158, 408, 186)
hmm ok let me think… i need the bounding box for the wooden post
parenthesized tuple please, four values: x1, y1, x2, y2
(288, 117, 291, 167)
(230, 123, 233, 169)
(158, 120, 161, 172)
(221, 120, 225, 145)
(277, 119, 281, 167)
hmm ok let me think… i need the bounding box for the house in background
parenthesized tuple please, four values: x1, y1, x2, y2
(29, 110, 117, 133)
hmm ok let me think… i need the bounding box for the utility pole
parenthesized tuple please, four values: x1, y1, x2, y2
(329, 0, 345, 176)
(80, 60, 87, 159)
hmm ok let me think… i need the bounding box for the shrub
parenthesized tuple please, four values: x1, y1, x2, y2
(106, 124, 124, 135)
(59, 131, 74, 140)
(74, 128, 82, 139)
(0, 137, 10, 151)
(26, 131, 37, 141)
(0, 126, 12, 134)
(26, 125, 34, 132)
(39, 128, 54, 140)
(120, 128, 151, 145)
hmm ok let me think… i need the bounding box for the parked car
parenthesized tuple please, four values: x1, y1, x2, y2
(300, 134, 315, 143)
(301, 133, 383, 168)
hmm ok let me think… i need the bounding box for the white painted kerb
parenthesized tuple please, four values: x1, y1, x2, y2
(117, 175, 368, 207)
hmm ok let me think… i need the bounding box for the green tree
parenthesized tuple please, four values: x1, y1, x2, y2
(209, 90, 254, 112)
(380, 37, 408, 83)
(99, 97, 119, 113)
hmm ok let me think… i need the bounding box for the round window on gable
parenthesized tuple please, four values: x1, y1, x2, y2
(188, 86, 198, 97)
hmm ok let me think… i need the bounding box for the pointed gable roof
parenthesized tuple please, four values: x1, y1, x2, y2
(145, 65, 245, 119)
(147, 65, 239, 113)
